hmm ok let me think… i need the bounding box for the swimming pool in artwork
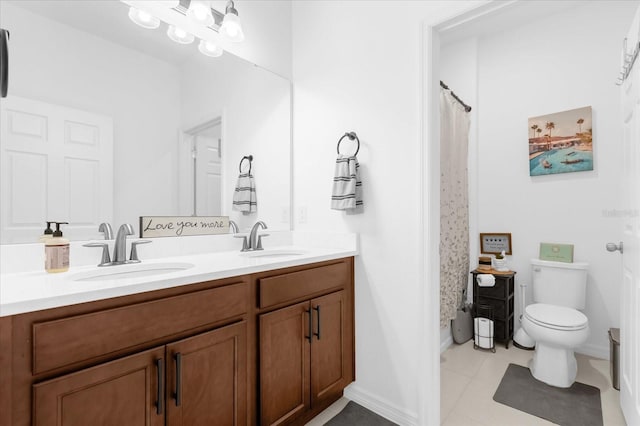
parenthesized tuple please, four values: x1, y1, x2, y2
(529, 147, 593, 176)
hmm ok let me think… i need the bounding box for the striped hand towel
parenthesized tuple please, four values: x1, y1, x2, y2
(232, 173, 257, 214)
(331, 155, 363, 210)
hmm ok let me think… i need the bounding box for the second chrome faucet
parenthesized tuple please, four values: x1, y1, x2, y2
(84, 223, 151, 266)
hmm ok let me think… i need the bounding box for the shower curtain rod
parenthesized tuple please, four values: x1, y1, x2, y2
(440, 80, 472, 113)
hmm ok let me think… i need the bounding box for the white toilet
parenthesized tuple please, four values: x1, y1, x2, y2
(521, 259, 589, 388)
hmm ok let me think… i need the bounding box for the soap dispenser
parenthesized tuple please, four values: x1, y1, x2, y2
(45, 222, 70, 273)
(38, 221, 54, 242)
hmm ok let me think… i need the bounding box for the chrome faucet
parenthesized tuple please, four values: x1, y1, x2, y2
(229, 220, 239, 234)
(248, 221, 267, 251)
(98, 222, 113, 240)
(113, 223, 135, 263)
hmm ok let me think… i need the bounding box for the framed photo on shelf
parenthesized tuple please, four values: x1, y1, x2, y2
(480, 233, 512, 255)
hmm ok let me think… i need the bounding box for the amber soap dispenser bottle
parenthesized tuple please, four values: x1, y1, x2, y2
(45, 222, 69, 273)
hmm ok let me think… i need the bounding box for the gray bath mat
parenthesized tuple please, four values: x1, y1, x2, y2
(325, 401, 397, 426)
(493, 363, 603, 426)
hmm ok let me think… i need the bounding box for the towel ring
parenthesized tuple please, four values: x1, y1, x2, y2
(239, 155, 253, 174)
(337, 131, 360, 156)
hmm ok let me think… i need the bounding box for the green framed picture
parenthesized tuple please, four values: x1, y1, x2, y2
(539, 243, 574, 263)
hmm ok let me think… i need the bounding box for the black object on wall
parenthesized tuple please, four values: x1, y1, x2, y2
(0, 28, 9, 98)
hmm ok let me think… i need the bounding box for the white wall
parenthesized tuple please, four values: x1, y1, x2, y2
(474, 1, 635, 358)
(1, 3, 182, 231)
(439, 37, 479, 351)
(291, 1, 483, 423)
(214, 0, 292, 79)
(180, 52, 291, 232)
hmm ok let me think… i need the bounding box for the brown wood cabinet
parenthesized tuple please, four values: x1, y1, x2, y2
(258, 261, 354, 426)
(0, 257, 354, 426)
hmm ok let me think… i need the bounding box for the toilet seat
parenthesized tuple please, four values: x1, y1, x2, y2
(525, 303, 588, 331)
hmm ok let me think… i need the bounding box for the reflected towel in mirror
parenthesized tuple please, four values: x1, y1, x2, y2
(233, 173, 257, 214)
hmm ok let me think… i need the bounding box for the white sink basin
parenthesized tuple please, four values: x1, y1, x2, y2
(239, 249, 307, 259)
(71, 262, 195, 282)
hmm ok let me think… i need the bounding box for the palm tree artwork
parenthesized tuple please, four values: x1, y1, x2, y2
(531, 124, 539, 139)
(528, 106, 593, 176)
(545, 121, 555, 138)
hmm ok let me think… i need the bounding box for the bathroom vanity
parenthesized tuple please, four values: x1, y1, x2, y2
(0, 252, 355, 426)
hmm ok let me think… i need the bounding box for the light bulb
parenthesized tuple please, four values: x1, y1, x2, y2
(198, 39, 223, 57)
(187, 0, 214, 27)
(220, 12, 244, 42)
(128, 7, 160, 29)
(167, 25, 195, 44)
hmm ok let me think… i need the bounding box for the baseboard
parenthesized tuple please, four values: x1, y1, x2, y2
(440, 334, 453, 353)
(343, 384, 418, 426)
(577, 342, 610, 361)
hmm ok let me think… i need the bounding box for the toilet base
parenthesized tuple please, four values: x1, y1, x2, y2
(528, 342, 577, 388)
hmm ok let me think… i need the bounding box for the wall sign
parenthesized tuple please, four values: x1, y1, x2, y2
(140, 216, 229, 238)
(480, 233, 512, 255)
(539, 242, 574, 263)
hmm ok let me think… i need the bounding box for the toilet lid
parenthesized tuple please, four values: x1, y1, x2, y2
(525, 303, 588, 330)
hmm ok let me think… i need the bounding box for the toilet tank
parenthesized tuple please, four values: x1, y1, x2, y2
(531, 259, 589, 309)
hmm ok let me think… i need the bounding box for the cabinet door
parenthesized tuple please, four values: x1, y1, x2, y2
(33, 346, 165, 426)
(310, 290, 351, 406)
(166, 321, 247, 426)
(260, 301, 311, 426)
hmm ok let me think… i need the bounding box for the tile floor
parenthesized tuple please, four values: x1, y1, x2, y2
(441, 341, 627, 426)
(305, 397, 350, 426)
(306, 340, 626, 425)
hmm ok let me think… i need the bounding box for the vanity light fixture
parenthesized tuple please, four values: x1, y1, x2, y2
(128, 7, 161, 29)
(187, 0, 214, 27)
(122, 0, 244, 56)
(220, 0, 244, 42)
(167, 24, 195, 44)
(198, 39, 223, 57)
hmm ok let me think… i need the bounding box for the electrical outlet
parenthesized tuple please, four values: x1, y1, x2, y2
(281, 207, 289, 223)
(298, 206, 307, 224)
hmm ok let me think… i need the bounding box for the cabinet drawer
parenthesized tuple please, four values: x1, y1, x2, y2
(476, 278, 508, 298)
(33, 282, 247, 374)
(259, 261, 349, 309)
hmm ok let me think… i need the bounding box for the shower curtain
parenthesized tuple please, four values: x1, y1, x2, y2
(440, 87, 471, 328)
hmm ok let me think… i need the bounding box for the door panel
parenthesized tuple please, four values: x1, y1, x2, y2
(166, 321, 247, 426)
(0, 96, 113, 243)
(260, 301, 311, 426)
(311, 291, 350, 405)
(620, 7, 640, 424)
(32, 346, 165, 426)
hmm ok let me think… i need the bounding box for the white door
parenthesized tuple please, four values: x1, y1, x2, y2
(620, 6, 640, 425)
(0, 96, 113, 243)
(194, 127, 222, 216)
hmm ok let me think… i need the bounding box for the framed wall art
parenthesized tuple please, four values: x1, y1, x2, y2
(528, 106, 593, 176)
(480, 233, 512, 255)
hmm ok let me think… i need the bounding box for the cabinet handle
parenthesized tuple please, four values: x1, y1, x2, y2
(305, 308, 312, 341)
(173, 352, 182, 407)
(313, 305, 321, 340)
(156, 358, 164, 415)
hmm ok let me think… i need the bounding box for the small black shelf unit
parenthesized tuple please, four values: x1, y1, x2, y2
(471, 269, 516, 349)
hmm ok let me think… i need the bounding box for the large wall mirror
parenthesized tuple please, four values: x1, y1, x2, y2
(0, 0, 291, 244)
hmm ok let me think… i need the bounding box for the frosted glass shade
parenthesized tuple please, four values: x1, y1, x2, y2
(198, 39, 223, 57)
(167, 25, 195, 44)
(187, 0, 214, 27)
(220, 12, 244, 42)
(128, 7, 160, 29)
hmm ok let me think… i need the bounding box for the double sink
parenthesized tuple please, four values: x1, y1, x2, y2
(71, 249, 306, 282)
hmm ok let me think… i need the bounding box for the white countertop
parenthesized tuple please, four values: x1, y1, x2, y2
(0, 245, 357, 317)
